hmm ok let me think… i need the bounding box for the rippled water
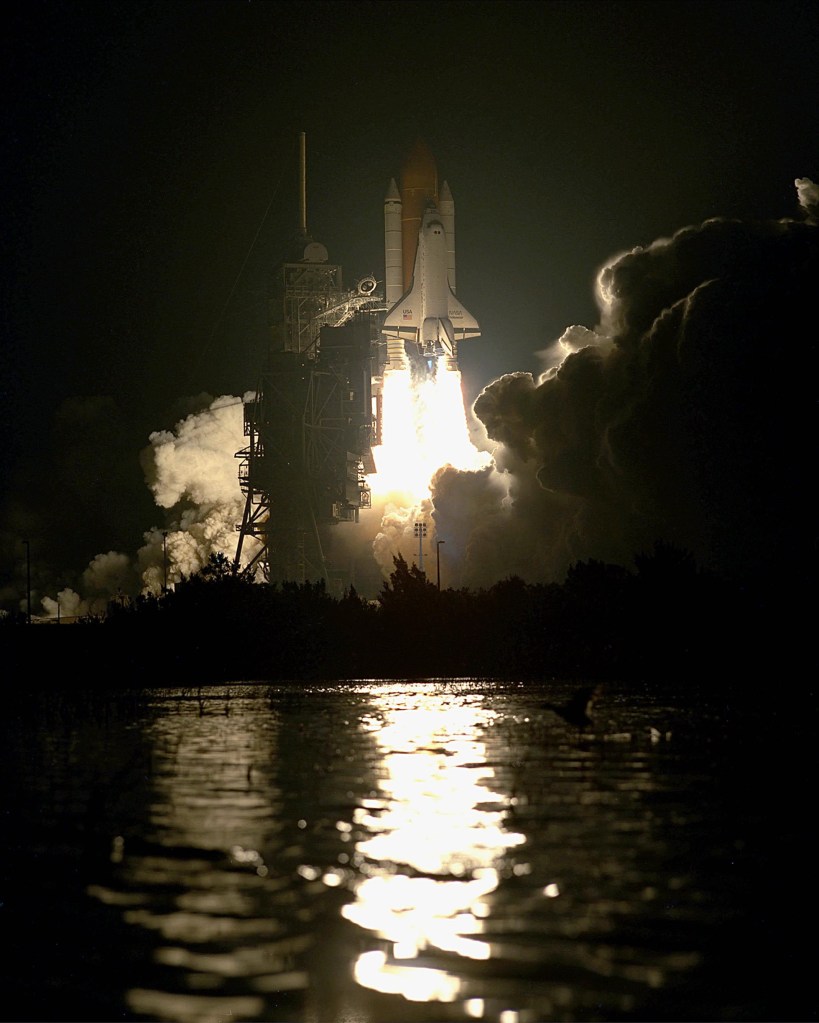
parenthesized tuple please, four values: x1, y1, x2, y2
(0, 679, 807, 1022)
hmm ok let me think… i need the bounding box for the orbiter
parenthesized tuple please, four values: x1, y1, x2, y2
(381, 139, 480, 372)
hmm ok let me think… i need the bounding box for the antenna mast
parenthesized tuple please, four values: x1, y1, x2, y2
(298, 131, 307, 237)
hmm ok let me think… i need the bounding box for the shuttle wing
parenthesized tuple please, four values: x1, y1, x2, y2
(383, 281, 480, 359)
(383, 280, 425, 340)
(446, 292, 480, 342)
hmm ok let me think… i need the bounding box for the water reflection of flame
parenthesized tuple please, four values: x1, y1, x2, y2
(341, 690, 525, 1003)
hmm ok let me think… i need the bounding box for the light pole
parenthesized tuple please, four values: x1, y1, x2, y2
(436, 539, 445, 591)
(22, 539, 31, 624)
(162, 531, 168, 593)
(413, 521, 427, 574)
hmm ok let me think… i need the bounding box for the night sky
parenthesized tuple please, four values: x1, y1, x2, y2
(2, 0, 817, 610)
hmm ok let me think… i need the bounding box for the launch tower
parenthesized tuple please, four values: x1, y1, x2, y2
(233, 134, 382, 586)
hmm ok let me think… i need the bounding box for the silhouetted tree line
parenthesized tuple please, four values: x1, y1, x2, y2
(5, 543, 780, 685)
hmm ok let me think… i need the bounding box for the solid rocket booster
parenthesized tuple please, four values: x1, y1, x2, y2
(382, 139, 479, 372)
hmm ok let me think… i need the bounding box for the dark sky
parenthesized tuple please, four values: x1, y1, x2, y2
(2, 0, 817, 607)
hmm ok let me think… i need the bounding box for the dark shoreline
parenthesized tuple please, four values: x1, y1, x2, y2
(3, 546, 799, 690)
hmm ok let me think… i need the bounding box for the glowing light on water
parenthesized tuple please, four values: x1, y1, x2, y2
(354, 951, 461, 1002)
(341, 689, 525, 1004)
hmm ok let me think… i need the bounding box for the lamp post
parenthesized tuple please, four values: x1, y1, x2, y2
(413, 521, 427, 574)
(436, 539, 445, 591)
(22, 539, 31, 624)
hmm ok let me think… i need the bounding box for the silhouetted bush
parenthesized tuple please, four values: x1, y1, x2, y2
(6, 546, 781, 686)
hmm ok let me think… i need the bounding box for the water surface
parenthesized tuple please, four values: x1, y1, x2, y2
(0, 679, 806, 1021)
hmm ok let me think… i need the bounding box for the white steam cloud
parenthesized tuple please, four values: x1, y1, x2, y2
(41, 551, 139, 619)
(795, 177, 818, 222)
(37, 393, 259, 615)
(136, 393, 259, 592)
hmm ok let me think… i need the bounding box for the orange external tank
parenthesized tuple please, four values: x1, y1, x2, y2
(398, 138, 438, 291)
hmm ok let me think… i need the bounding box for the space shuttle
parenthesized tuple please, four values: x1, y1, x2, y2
(381, 139, 480, 372)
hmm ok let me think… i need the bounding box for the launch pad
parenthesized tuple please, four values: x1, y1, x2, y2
(233, 135, 480, 588)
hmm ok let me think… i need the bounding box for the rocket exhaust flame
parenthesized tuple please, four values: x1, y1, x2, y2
(368, 367, 490, 572)
(371, 368, 489, 503)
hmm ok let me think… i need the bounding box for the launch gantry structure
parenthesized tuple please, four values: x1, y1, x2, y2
(233, 134, 384, 587)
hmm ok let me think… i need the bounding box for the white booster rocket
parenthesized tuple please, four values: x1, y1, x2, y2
(382, 140, 480, 372)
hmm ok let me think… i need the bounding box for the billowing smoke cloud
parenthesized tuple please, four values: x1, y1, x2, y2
(41, 551, 139, 619)
(29, 392, 259, 616)
(136, 393, 259, 591)
(795, 177, 819, 223)
(431, 180, 817, 589)
(372, 501, 427, 573)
